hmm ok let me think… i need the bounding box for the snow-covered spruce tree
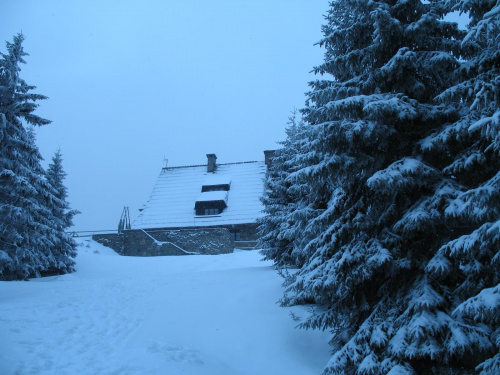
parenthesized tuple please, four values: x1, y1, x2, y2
(274, 0, 492, 373)
(258, 114, 297, 267)
(259, 110, 317, 268)
(46, 149, 78, 274)
(0, 34, 74, 280)
(422, 1, 500, 372)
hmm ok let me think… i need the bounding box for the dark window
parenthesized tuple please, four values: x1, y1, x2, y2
(195, 200, 226, 216)
(234, 231, 241, 241)
(204, 208, 219, 215)
(201, 184, 230, 192)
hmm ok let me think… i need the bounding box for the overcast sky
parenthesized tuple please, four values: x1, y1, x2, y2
(1, 0, 328, 231)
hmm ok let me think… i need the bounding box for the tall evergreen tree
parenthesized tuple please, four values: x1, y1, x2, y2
(258, 0, 499, 372)
(0, 34, 76, 280)
(259, 110, 315, 268)
(423, 1, 500, 372)
(46, 149, 78, 274)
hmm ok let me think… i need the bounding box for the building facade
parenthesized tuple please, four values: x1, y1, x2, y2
(94, 152, 274, 255)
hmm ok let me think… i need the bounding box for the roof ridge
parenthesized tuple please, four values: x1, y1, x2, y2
(163, 160, 261, 170)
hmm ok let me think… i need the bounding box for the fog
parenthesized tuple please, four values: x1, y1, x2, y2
(1, 0, 327, 231)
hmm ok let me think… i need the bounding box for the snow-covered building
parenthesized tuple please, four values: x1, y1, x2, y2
(131, 152, 273, 248)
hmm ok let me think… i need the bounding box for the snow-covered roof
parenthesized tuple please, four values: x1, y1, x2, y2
(132, 161, 266, 229)
(196, 191, 229, 203)
(202, 174, 231, 187)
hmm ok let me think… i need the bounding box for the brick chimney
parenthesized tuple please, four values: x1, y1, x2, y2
(207, 153, 217, 172)
(264, 150, 275, 169)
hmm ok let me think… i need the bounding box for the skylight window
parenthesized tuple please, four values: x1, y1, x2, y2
(201, 184, 230, 192)
(201, 175, 231, 193)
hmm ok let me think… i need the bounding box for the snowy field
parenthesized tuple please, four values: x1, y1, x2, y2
(0, 239, 330, 375)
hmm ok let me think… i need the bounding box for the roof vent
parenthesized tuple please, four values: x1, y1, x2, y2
(207, 153, 217, 172)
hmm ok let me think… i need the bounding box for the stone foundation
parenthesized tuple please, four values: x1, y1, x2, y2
(93, 227, 234, 256)
(228, 223, 259, 241)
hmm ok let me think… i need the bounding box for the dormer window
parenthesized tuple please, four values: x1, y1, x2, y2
(195, 191, 228, 216)
(195, 176, 231, 216)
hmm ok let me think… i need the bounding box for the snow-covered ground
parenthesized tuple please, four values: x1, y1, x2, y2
(0, 239, 330, 375)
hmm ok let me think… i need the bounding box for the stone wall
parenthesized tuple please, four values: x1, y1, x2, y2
(92, 233, 124, 253)
(231, 223, 259, 241)
(93, 227, 234, 256)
